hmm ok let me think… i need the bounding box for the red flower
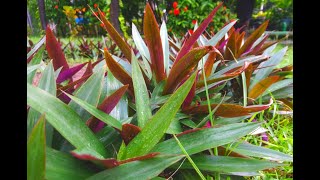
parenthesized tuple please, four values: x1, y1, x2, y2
(173, 2, 178, 9)
(54, 5, 58, 9)
(188, 29, 194, 34)
(173, 8, 180, 16)
(192, 20, 197, 25)
(183, 6, 188, 12)
(94, 3, 98, 8)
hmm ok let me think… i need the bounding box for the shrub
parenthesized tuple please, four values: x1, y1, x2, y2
(27, 2, 292, 179)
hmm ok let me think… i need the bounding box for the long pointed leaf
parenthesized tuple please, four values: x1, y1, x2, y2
(65, 92, 123, 130)
(27, 83, 107, 157)
(163, 46, 215, 94)
(132, 52, 152, 128)
(144, 3, 165, 82)
(123, 72, 197, 159)
(46, 147, 95, 179)
(87, 85, 128, 132)
(68, 69, 105, 121)
(27, 114, 46, 180)
(206, 20, 237, 46)
(86, 155, 183, 180)
(27, 46, 45, 84)
(160, 21, 170, 76)
(152, 122, 261, 155)
(46, 26, 69, 71)
(98, 9, 132, 62)
(248, 76, 281, 100)
(175, 2, 223, 63)
(237, 20, 269, 56)
(176, 155, 283, 173)
(56, 62, 87, 83)
(104, 49, 134, 95)
(27, 62, 56, 147)
(132, 23, 151, 62)
(27, 36, 46, 62)
(183, 100, 272, 118)
(226, 142, 292, 162)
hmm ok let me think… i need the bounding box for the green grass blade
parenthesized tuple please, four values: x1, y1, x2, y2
(86, 155, 183, 180)
(132, 52, 152, 128)
(173, 135, 206, 180)
(123, 72, 197, 159)
(64, 92, 122, 130)
(69, 68, 105, 121)
(27, 83, 107, 157)
(27, 114, 46, 180)
(152, 122, 261, 155)
(46, 147, 95, 179)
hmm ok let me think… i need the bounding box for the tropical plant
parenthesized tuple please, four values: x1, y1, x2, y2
(27, 2, 292, 179)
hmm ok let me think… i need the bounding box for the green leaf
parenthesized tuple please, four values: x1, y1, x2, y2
(152, 122, 261, 155)
(215, 116, 251, 125)
(261, 79, 293, 97)
(68, 68, 105, 121)
(27, 46, 45, 84)
(27, 36, 45, 60)
(262, 86, 293, 101)
(160, 21, 170, 76)
(206, 21, 237, 46)
(123, 72, 197, 159)
(65, 92, 122, 130)
(144, 3, 165, 82)
(27, 114, 46, 180)
(166, 118, 183, 134)
(27, 64, 42, 76)
(46, 147, 95, 180)
(176, 155, 284, 173)
(250, 46, 287, 90)
(86, 155, 183, 180)
(132, 23, 150, 62)
(226, 142, 293, 162)
(27, 83, 107, 157)
(132, 52, 152, 128)
(27, 62, 56, 147)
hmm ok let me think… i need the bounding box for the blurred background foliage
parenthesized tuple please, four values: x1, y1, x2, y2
(27, 0, 292, 38)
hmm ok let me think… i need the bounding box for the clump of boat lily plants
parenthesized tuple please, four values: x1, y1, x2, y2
(27, 2, 293, 179)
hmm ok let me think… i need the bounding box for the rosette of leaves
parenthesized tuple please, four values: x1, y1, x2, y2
(27, 2, 292, 179)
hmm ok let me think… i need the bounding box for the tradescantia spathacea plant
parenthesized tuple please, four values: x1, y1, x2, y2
(27, 2, 292, 179)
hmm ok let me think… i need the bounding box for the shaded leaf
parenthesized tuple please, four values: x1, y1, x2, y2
(261, 79, 293, 97)
(27, 83, 107, 157)
(121, 124, 141, 145)
(144, 3, 165, 82)
(200, 53, 216, 81)
(123, 72, 197, 159)
(27, 114, 46, 180)
(86, 155, 183, 180)
(46, 147, 95, 179)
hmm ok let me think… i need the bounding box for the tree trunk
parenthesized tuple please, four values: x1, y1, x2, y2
(37, 0, 47, 30)
(110, 0, 123, 35)
(27, 8, 33, 34)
